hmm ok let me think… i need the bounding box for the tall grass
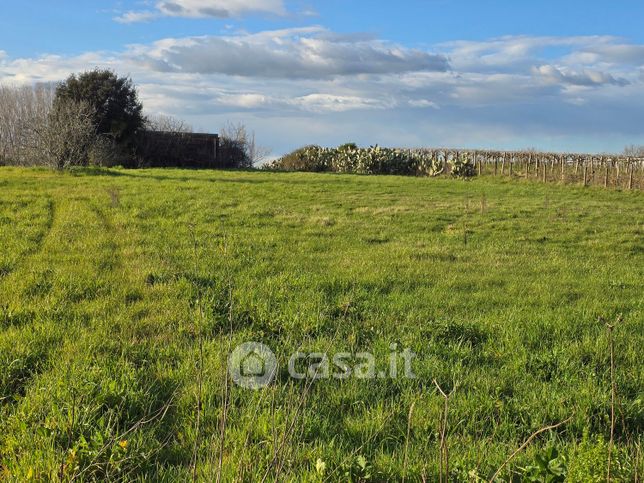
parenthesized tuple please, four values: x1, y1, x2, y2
(0, 167, 642, 480)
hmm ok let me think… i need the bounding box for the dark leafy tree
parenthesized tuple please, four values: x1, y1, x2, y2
(54, 69, 144, 150)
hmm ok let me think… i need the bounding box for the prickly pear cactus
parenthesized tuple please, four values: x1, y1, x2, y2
(449, 154, 476, 178)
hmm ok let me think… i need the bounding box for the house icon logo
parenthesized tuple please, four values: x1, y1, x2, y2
(228, 342, 277, 389)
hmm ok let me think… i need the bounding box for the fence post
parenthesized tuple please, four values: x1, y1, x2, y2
(604, 161, 609, 188)
(214, 135, 220, 167)
(628, 161, 634, 190)
(525, 154, 530, 179)
(535, 155, 539, 178)
(583, 160, 588, 187)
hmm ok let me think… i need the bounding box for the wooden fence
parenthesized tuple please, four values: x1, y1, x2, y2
(414, 149, 644, 190)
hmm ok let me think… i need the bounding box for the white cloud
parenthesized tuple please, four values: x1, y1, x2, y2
(133, 27, 450, 78)
(573, 43, 644, 66)
(408, 99, 439, 109)
(443, 35, 618, 73)
(116, 0, 286, 22)
(290, 93, 393, 112)
(218, 93, 272, 108)
(533, 64, 629, 87)
(115, 11, 159, 24)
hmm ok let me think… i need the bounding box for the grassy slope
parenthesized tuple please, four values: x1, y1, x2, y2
(0, 167, 642, 481)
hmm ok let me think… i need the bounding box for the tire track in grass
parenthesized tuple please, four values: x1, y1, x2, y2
(72, 200, 187, 480)
(0, 193, 130, 477)
(26, 197, 56, 258)
(1, 191, 185, 480)
(0, 196, 54, 282)
(0, 194, 109, 409)
(0, 196, 57, 331)
(0, 196, 59, 407)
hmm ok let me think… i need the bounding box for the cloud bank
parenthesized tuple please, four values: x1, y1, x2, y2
(136, 27, 450, 78)
(116, 0, 286, 23)
(1, 30, 643, 154)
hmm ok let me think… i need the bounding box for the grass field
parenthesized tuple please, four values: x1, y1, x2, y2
(0, 167, 642, 481)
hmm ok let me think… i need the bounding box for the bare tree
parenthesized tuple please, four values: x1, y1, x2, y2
(88, 135, 127, 168)
(0, 83, 97, 168)
(146, 113, 193, 134)
(623, 145, 644, 157)
(0, 83, 56, 165)
(0, 85, 16, 163)
(220, 122, 270, 168)
(40, 99, 96, 169)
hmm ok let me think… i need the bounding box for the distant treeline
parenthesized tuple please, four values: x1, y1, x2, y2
(0, 70, 267, 170)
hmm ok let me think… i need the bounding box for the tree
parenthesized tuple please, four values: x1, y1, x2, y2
(54, 69, 144, 151)
(219, 122, 270, 168)
(0, 83, 101, 168)
(146, 113, 193, 134)
(623, 145, 644, 157)
(41, 99, 96, 169)
(0, 83, 58, 166)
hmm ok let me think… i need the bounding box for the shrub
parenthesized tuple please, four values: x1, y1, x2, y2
(449, 153, 476, 178)
(420, 152, 445, 176)
(266, 144, 471, 178)
(89, 135, 129, 168)
(521, 446, 568, 482)
(219, 122, 269, 169)
(40, 99, 97, 169)
(567, 432, 634, 482)
(265, 145, 333, 172)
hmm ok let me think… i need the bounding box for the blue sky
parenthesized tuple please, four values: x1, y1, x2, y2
(2, 1, 644, 155)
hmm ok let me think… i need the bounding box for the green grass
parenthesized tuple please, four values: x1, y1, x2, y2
(0, 166, 642, 481)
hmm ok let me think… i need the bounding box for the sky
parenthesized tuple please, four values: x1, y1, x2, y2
(1, 0, 644, 156)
